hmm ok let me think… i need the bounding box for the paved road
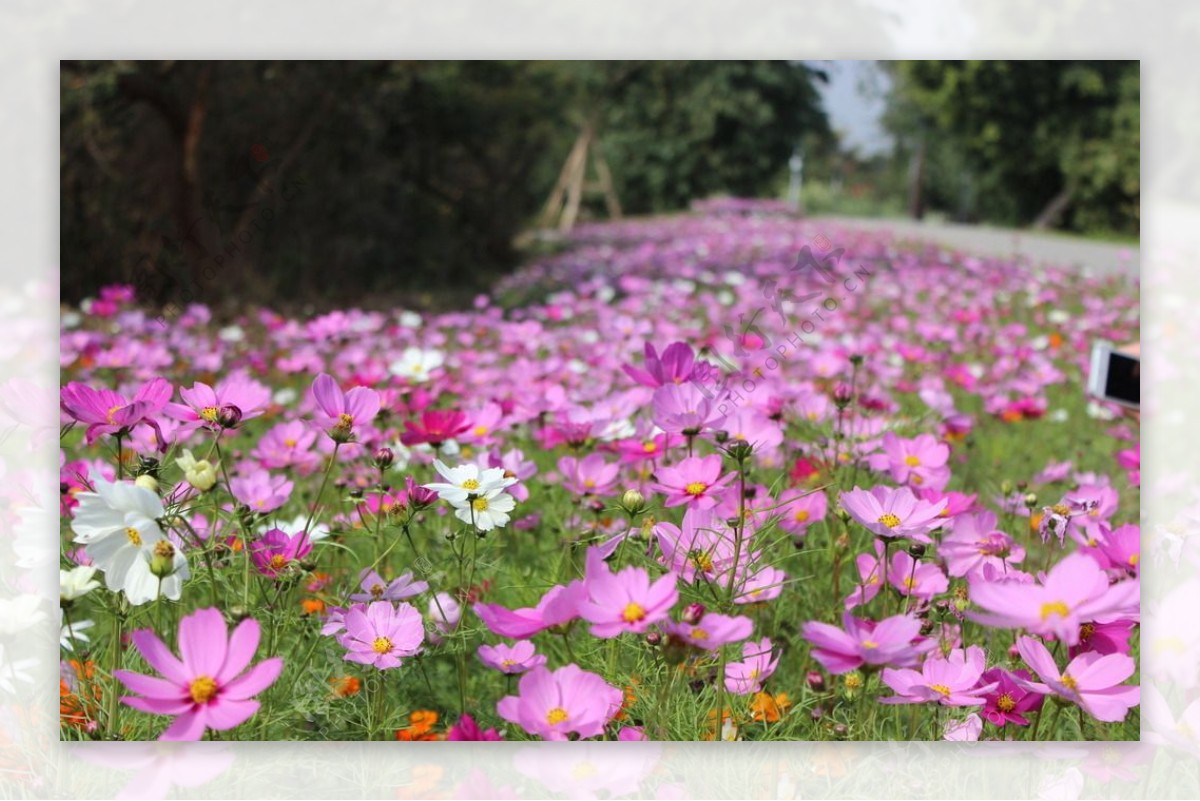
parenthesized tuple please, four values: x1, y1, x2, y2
(813, 215, 1140, 280)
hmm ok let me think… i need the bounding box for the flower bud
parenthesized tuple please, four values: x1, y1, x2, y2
(619, 489, 647, 516)
(1024, 492, 1039, 508)
(374, 447, 395, 470)
(712, 430, 729, 444)
(833, 383, 853, 408)
(218, 404, 243, 429)
(134, 474, 159, 493)
(806, 671, 825, 692)
(645, 631, 662, 647)
(726, 441, 754, 463)
(137, 455, 161, 479)
(849, 353, 864, 367)
(681, 603, 706, 625)
(1000, 479, 1014, 495)
(149, 540, 178, 578)
(835, 507, 851, 523)
(833, 723, 849, 739)
(907, 543, 926, 558)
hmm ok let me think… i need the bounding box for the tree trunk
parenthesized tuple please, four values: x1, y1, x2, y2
(1032, 185, 1074, 230)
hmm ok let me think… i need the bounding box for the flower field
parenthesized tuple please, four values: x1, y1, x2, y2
(59, 203, 1140, 741)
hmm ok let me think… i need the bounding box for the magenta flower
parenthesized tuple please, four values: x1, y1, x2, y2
(350, 568, 428, 603)
(250, 528, 312, 578)
(496, 664, 624, 741)
(337, 601, 424, 669)
(447, 713, 503, 741)
(979, 667, 1044, 727)
(577, 547, 678, 638)
(252, 421, 319, 471)
(777, 487, 828, 537)
(724, 637, 780, 695)
(1015, 635, 1140, 722)
(655, 507, 737, 584)
(1087, 523, 1140, 577)
(941, 511, 1025, 579)
(558, 453, 620, 497)
(474, 581, 586, 639)
(839, 485, 947, 542)
(622, 341, 703, 388)
(114, 608, 283, 741)
(60, 377, 172, 448)
(651, 454, 735, 510)
(868, 432, 951, 491)
(887, 549, 948, 601)
(311, 373, 380, 442)
(230, 469, 294, 513)
(967, 552, 1139, 645)
(661, 611, 753, 650)
(844, 540, 886, 610)
(400, 409, 470, 447)
(880, 646, 996, 707)
(477, 640, 547, 674)
(650, 382, 726, 436)
(802, 612, 931, 674)
(1070, 618, 1136, 659)
(166, 375, 271, 433)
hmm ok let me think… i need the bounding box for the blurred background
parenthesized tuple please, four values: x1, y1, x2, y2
(59, 60, 1139, 312)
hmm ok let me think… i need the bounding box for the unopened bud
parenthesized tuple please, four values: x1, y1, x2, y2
(833, 383, 853, 408)
(1024, 492, 1038, 508)
(849, 354, 864, 367)
(218, 404, 243, 429)
(374, 447, 395, 470)
(835, 507, 851, 523)
(712, 430, 729, 444)
(806, 671, 825, 692)
(681, 603, 706, 625)
(148, 540, 177, 578)
(726, 441, 754, 462)
(833, 723, 849, 739)
(907, 543, 926, 558)
(137, 455, 161, 479)
(134, 474, 159, 493)
(1000, 479, 1014, 496)
(620, 489, 646, 516)
(645, 631, 662, 647)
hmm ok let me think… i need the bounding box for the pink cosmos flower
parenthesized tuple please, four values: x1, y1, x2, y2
(979, 667, 1044, 727)
(496, 664, 624, 741)
(1116, 444, 1140, 487)
(577, 547, 678, 638)
(734, 564, 787, 605)
(651, 454, 735, 510)
(250, 528, 312, 578)
(941, 511, 1026, 579)
(967, 552, 1139, 645)
(868, 432, 951, 491)
(650, 382, 726, 436)
(477, 640, 547, 674)
(1070, 618, 1136, 659)
(558, 453, 620, 497)
(310, 373, 380, 441)
(252, 421, 319, 471)
(943, 713, 983, 741)
(61, 377, 172, 448)
(230, 469, 294, 514)
(447, 713, 503, 741)
(622, 341, 704, 388)
(114, 608, 283, 741)
(844, 540, 886, 610)
(724, 637, 779, 695)
(777, 487, 828, 538)
(1015, 635, 1140, 723)
(654, 507, 737, 584)
(337, 601, 424, 669)
(839, 485, 947, 542)
(661, 611, 753, 650)
(401, 409, 470, 447)
(720, 407, 784, 452)
(474, 581, 586, 639)
(880, 645, 996, 706)
(1086, 523, 1140, 577)
(350, 568, 428, 603)
(802, 612, 931, 674)
(166, 375, 271, 433)
(887, 549, 948, 601)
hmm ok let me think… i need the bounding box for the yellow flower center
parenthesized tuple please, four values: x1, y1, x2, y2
(794, 510, 810, 522)
(584, 479, 596, 489)
(1060, 673, 1078, 691)
(929, 684, 952, 697)
(904, 455, 920, 467)
(370, 584, 385, 599)
(1051, 503, 1071, 516)
(269, 555, 287, 569)
(472, 497, 489, 512)
(844, 674, 863, 690)
(125, 527, 142, 546)
(1040, 601, 1070, 621)
(861, 640, 879, 649)
(690, 627, 709, 640)
(690, 551, 714, 573)
(336, 412, 353, 430)
(546, 707, 569, 725)
(284, 438, 297, 448)
(903, 577, 918, 590)
(461, 478, 480, 491)
(200, 406, 220, 423)
(1080, 622, 1096, 641)
(189, 675, 218, 704)
(1129, 553, 1139, 566)
(500, 658, 516, 668)
(877, 513, 902, 528)
(472, 426, 488, 436)
(106, 404, 124, 424)
(997, 693, 1016, 712)
(372, 637, 393, 654)
(642, 441, 658, 453)
(621, 602, 647, 623)
(684, 482, 708, 496)
(571, 762, 597, 780)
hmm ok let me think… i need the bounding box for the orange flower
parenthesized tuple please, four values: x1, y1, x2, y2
(328, 676, 361, 698)
(1048, 332, 1064, 349)
(301, 598, 326, 616)
(1029, 512, 1044, 534)
(395, 709, 441, 741)
(60, 660, 101, 730)
(750, 691, 791, 723)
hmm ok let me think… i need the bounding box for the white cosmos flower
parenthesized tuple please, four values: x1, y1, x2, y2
(260, 515, 330, 542)
(61, 565, 102, 602)
(399, 311, 423, 328)
(454, 487, 516, 532)
(388, 347, 445, 383)
(70, 478, 164, 545)
(424, 460, 515, 505)
(59, 608, 94, 651)
(0, 595, 47, 636)
(0, 644, 36, 696)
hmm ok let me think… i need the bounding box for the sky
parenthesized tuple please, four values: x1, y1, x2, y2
(807, 60, 894, 157)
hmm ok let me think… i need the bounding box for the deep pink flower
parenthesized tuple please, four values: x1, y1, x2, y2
(654, 507, 737, 584)
(337, 601, 424, 669)
(941, 511, 1025, 579)
(474, 581, 586, 639)
(447, 713, 502, 741)
(1069, 618, 1136, 659)
(724, 637, 779, 695)
(497, 664, 623, 741)
(651, 454, 735, 510)
(979, 667, 1044, 727)
(400, 409, 471, 447)
(60, 377, 172, 449)
(1116, 445, 1140, 486)
(558, 453, 621, 497)
(477, 640, 547, 674)
(577, 547, 678, 637)
(623, 341, 704, 388)
(967, 552, 1139, 645)
(880, 645, 996, 707)
(839, 485, 947, 542)
(802, 612, 931, 674)
(1015, 635, 1140, 722)
(250, 528, 312, 578)
(166, 375, 271, 433)
(1085, 523, 1140, 577)
(311, 373, 380, 441)
(114, 608, 283, 740)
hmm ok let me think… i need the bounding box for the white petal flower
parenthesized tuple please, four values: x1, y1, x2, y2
(60, 566, 101, 602)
